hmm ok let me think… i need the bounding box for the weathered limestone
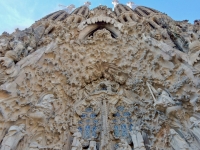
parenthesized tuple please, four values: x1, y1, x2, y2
(1, 124, 25, 150)
(0, 1, 200, 150)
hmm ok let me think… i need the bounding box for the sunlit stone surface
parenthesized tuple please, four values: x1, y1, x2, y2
(0, 1, 200, 150)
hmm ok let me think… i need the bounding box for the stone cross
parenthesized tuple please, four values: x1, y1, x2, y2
(66, 4, 75, 13)
(84, 1, 91, 7)
(112, 0, 119, 8)
(127, 2, 134, 9)
(59, 4, 75, 13)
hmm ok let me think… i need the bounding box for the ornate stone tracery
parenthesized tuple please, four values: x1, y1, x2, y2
(0, 1, 200, 150)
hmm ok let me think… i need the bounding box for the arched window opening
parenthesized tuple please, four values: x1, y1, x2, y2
(87, 26, 117, 39)
(124, 6, 130, 11)
(52, 12, 63, 20)
(149, 22, 156, 29)
(77, 18, 82, 23)
(141, 9, 150, 15)
(117, 6, 123, 13)
(123, 16, 128, 22)
(71, 16, 75, 22)
(82, 8, 86, 16)
(130, 14, 135, 21)
(146, 7, 158, 13)
(134, 10, 143, 17)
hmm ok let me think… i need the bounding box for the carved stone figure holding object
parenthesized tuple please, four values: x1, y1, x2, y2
(71, 129, 83, 150)
(1, 124, 26, 150)
(190, 117, 200, 143)
(116, 139, 132, 150)
(88, 136, 97, 150)
(169, 129, 189, 150)
(147, 82, 176, 112)
(129, 126, 146, 150)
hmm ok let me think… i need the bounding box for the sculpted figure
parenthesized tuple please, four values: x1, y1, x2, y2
(169, 129, 189, 150)
(10, 40, 25, 59)
(35, 94, 55, 110)
(130, 126, 146, 150)
(188, 40, 200, 69)
(29, 137, 44, 150)
(190, 117, 200, 143)
(0, 50, 19, 83)
(167, 28, 189, 53)
(1, 124, 25, 150)
(29, 94, 56, 121)
(116, 139, 132, 150)
(0, 39, 27, 82)
(71, 129, 83, 150)
(147, 82, 176, 112)
(155, 89, 175, 108)
(88, 136, 97, 150)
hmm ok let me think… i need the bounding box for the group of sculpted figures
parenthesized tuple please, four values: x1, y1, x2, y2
(0, 94, 56, 150)
(71, 83, 200, 150)
(1, 88, 200, 149)
(70, 126, 145, 150)
(147, 82, 200, 150)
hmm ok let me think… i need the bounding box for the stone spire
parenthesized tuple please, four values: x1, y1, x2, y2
(112, 0, 119, 8)
(84, 1, 91, 7)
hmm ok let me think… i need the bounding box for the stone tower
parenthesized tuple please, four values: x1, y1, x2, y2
(0, 1, 200, 150)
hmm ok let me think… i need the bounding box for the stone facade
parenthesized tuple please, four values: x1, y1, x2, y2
(0, 1, 200, 150)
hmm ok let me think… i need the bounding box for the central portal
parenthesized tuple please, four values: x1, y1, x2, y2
(70, 81, 147, 150)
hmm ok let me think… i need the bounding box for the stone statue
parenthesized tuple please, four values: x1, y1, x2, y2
(35, 94, 55, 110)
(129, 126, 146, 150)
(116, 139, 132, 150)
(29, 137, 44, 150)
(169, 129, 189, 150)
(71, 129, 83, 150)
(1, 124, 26, 150)
(88, 136, 97, 150)
(84, 1, 91, 7)
(147, 82, 175, 112)
(29, 94, 56, 121)
(190, 117, 200, 143)
(112, 0, 119, 8)
(0, 50, 19, 83)
(167, 28, 189, 53)
(155, 89, 175, 108)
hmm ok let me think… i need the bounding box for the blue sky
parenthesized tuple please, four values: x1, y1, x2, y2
(0, 0, 199, 34)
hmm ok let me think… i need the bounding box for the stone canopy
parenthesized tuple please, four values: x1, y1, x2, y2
(0, 1, 200, 150)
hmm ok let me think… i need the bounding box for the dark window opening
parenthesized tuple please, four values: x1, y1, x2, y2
(60, 14, 68, 21)
(134, 10, 143, 17)
(87, 23, 118, 39)
(82, 8, 86, 15)
(71, 16, 75, 22)
(77, 18, 82, 23)
(141, 9, 150, 15)
(153, 18, 160, 25)
(117, 6, 123, 13)
(123, 16, 128, 22)
(149, 22, 155, 29)
(52, 12, 62, 20)
(146, 7, 158, 13)
(130, 15, 135, 21)
(124, 6, 130, 11)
